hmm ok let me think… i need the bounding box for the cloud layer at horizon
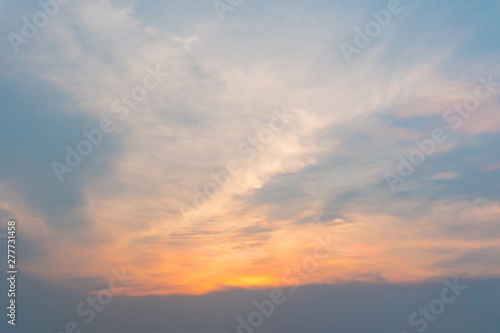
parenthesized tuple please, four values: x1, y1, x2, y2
(0, 0, 499, 298)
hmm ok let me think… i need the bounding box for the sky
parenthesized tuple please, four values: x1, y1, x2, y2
(0, 0, 499, 332)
